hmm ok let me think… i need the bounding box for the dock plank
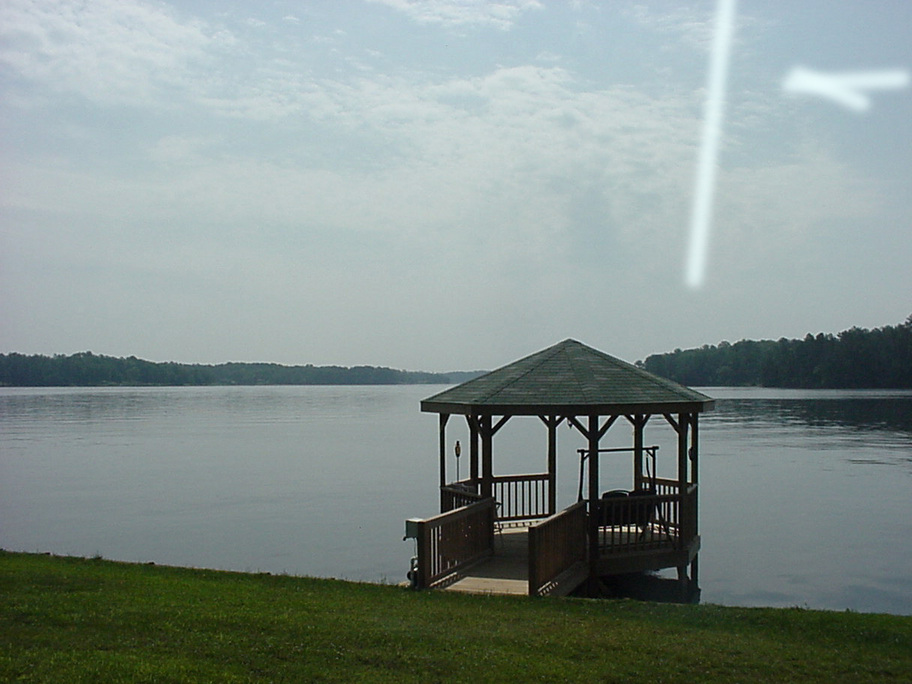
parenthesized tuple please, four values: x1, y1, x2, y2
(440, 528, 533, 596)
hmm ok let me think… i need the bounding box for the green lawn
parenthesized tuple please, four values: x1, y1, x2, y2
(2, 551, 910, 682)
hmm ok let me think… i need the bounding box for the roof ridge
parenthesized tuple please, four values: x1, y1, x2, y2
(420, 339, 714, 414)
(562, 340, 593, 405)
(590, 345, 708, 398)
(474, 340, 572, 405)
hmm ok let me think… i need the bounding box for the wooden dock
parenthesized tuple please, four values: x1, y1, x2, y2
(410, 338, 710, 597)
(437, 528, 587, 597)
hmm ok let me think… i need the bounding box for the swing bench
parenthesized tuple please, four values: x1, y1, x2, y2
(599, 488, 657, 535)
(577, 446, 662, 539)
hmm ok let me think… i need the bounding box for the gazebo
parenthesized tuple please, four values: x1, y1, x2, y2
(405, 339, 714, 597)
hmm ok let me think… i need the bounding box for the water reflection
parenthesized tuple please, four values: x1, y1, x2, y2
(705, 388, 912, 436)
(579, 572, 701, 604)
(697, 388, 912, 614)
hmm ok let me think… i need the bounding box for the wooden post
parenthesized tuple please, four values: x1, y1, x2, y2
(528, 523, 540, 597)
(677, 563, 688, 591)
(468, 414, 479, 484)
(541, 415, 560, 516)
(677, 412, 689, 491)
(677, 412, 690, 594)
(417, 520, 430, 589)
(690, 555, 699, 592)
(690, 413, 699, 485)
(587, 414, 600, 580)
(632, 414, 647, 490)
(438, 414, 449, 489)
(690, 413, 699, 533)
(690, 413, 700, 587)
(480, 415, 493, 499)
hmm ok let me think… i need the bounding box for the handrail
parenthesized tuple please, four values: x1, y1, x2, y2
(528, 501, 588, 596)
(440, 483, 483, 513)
(410, 498, 496, 589)
(576, 445, 660, 455)
(439, 472, 551, 521)
(492, 473, 550, 521)
(597, 490, 689, 554)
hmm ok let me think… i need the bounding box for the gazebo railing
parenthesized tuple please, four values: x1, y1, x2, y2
(493, 473, 550, 522)
(644, 478, 686, 535)
(596, 484, 697, 556)
(440, 474, 551, 521)
(651, 477, 682, 496)
(440, 482, 483, 513)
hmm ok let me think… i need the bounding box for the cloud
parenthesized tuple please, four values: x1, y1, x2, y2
(367, 0, 542, 31)
(623, 3, 717, 51)
(1, 1, 871, 279)
(0, 0, 230, 106)
(3, 54, 706, 300)
(3, 1, 902, 367)
(714, 145, 881, 269)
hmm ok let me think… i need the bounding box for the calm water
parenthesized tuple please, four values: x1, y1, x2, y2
(1, 385, 910, 614)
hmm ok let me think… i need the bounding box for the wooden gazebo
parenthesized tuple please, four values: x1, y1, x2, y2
(405, 339, 714, 597)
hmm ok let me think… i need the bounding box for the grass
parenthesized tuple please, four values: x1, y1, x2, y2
(2, 551, 911, 682)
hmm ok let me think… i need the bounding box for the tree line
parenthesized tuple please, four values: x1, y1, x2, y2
(0, 352, 464, 387)
(6, 316, 911, 388)
(640, 315, 912, 388)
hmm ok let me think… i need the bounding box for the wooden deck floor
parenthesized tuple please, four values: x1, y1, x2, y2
(440, 528, 532, 595)
(438, 527, 589, 597)
(432, 525, 689, 597)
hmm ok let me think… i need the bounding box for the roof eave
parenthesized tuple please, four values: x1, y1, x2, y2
(420, 399, 715, 416)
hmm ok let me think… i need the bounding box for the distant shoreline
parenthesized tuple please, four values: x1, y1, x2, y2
(6, 314, 912, 389)
(0, 351, 485, 388)
(641, 316, 912, 390)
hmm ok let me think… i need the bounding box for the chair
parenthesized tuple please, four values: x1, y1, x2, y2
(600, 488, 656, 539)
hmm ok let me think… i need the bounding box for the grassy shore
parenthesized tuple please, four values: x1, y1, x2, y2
(2, 551, 911, 682)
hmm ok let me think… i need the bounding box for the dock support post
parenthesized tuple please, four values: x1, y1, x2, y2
(587, 414, 600, 586)
(690, 413, 699, 540)
(676, 564, 689, 600)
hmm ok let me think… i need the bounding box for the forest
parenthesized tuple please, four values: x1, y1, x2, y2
(640, 315, 912, 389)
(4, 316, 911, 388)
(0, 352, 464, 387)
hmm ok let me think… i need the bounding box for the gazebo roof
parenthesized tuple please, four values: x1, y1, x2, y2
(421, 339, 714, 416)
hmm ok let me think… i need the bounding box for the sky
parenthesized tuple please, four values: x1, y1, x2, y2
(1, 1, 910, 372)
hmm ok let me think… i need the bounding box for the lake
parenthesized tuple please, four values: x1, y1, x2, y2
(1, 385, 910, 615)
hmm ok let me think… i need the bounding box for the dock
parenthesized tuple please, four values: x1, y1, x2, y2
(406, 340, 712, 598)
(437, 528, 587, 597)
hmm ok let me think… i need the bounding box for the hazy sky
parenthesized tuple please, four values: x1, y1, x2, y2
(2, 1, 910, 372)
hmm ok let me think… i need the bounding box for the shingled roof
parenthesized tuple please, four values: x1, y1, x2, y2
(421, 339, 714, 416)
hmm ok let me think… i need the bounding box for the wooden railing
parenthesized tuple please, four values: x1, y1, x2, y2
(597, 486, 697, 555)
(440, 482, 483, 513)
(410, 498, 496, 589)
(652, 477, 682, 497)
(528, 501, 588, 596)
(492, 473, 550, 522)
